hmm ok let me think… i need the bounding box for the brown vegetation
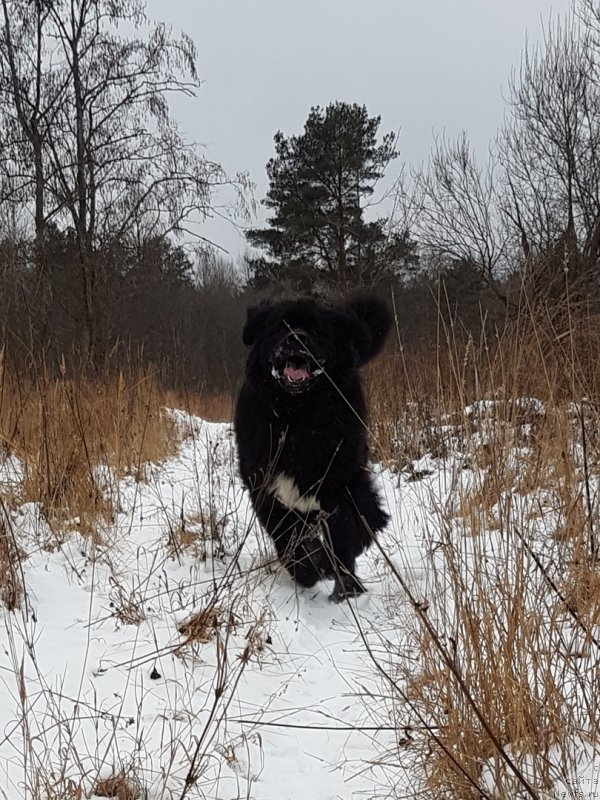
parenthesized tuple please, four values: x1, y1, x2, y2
(0, 357, 179, 545)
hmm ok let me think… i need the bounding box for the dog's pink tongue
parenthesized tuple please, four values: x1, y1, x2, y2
(284, 365, 309, 381)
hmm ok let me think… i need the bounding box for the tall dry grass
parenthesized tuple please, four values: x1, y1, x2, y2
(364, 293, 600, 799)
(0, 352, 180, 543)
(402, 406, 600, 799)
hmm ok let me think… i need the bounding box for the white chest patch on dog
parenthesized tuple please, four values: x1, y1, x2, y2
(269, 473, 321, 513)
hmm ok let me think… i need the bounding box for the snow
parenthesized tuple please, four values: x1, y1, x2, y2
(0, 410, 598, 799)
(0, 452, 23, 495)
(464, 397, 546, 419)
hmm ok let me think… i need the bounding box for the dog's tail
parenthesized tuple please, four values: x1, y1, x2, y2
(345, 297, 392, 365)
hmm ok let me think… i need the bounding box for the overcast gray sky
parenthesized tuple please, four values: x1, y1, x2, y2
(147, 0, 571, 259)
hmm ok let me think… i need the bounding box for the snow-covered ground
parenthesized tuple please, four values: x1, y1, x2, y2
(0, 411, 598, 799)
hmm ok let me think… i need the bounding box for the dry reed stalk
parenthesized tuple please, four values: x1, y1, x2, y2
(0, 361, 179, 542)
(363, 293, 600, 798)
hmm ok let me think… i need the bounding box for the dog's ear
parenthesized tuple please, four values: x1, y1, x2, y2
(342, 297, 392, 365)
(242, 301, 273, 346)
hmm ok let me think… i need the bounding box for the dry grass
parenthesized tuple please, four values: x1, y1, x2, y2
(0, 354, 182, 615)
(0, 506, 24, 610)
(364, 296, 600, 799)
(177, 604, 232, 644)
(93, 774, 140, 800)
(367, 295, 600, 461)
(167, 508, 228, 561)
(406, 496, 596, 799)
(0, 358, 179, 543)
(163, 388, 235, 422)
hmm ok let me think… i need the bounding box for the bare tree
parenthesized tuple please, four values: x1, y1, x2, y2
(0, 0, 64, 273)
(397, 134, 509, 297)
(499, 10, 600, 285)
(399, 4, 600, 310)
(0, 0, 249, 356)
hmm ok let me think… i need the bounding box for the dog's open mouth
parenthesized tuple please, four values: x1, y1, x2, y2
(271, 352, 324, 393)
(283, 356, 310, 382)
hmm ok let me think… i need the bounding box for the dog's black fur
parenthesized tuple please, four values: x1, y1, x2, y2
(234, 296, 391, 601)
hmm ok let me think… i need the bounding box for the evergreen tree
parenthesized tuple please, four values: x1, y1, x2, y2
(246, 102, 413, 292)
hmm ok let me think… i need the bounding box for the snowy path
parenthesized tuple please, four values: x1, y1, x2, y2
(0, 415, 435, 799)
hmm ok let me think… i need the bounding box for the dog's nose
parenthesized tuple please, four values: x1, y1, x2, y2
(286, 329, 308, 346)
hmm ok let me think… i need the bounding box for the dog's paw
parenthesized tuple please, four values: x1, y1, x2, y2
(290, 537, 327, 587)
(328, 573, 366, 603)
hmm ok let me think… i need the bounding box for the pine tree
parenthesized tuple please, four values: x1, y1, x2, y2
(246, 102, 413, 292)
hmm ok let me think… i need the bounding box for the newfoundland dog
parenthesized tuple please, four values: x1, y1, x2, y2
(234, 296, 391, 601)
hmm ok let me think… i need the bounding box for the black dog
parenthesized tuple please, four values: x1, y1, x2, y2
(234, 297, 391, 601)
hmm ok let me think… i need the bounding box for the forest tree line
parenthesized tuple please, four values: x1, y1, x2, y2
(1, 0, 600, 393)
